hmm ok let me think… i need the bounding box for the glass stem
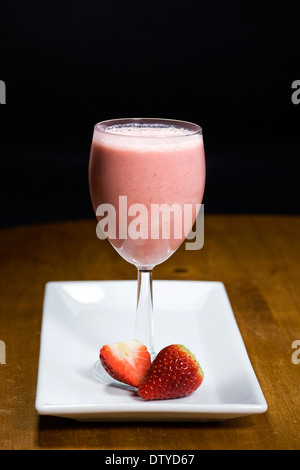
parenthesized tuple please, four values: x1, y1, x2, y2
(135, 269, 155, 360)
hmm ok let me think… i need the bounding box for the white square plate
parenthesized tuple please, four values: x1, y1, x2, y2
(35, 280, 267, 421)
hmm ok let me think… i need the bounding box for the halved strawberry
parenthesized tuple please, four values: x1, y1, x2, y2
(99, 340, 151, 388)
(138, 344, 204, 400)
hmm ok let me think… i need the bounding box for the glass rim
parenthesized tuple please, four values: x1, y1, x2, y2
(94, 117, 202, 138)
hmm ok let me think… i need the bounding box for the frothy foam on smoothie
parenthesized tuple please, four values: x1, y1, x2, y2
(94, 122, 202, 150)
(104, 123, 197, 137)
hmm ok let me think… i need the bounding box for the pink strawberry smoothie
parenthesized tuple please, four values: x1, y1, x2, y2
(89, 119, 205, 268)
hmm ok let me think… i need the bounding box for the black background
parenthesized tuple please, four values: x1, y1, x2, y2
(0, 0, 299, 227)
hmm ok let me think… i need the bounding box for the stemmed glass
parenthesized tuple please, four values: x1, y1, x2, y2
(89, 118, 205, 384)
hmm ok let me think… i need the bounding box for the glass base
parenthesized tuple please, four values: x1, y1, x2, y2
(93, 360, 137, 391)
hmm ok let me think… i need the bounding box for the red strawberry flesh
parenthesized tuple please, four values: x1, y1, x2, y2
(138, 344, 204, 400)
(100, 340, 151, 388)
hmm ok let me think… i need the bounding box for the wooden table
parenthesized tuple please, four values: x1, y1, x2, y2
(0, 215, 299, 450)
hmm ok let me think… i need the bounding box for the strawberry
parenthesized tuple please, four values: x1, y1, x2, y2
(99, 340, 151, 388)
(138, 344, 204, 400)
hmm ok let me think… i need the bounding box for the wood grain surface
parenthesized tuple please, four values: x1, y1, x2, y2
(0, 215, 299, 450)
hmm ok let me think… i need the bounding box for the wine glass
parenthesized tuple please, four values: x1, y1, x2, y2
(89, 118, 205, 384)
